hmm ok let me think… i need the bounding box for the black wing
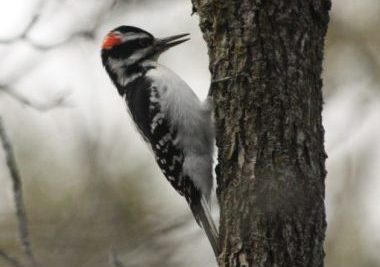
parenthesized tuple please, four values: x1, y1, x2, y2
(123, 77, 200, 204)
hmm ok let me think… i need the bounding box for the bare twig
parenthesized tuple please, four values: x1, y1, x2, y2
(106, 214, 192, 267)
(109, 249, 126, 267)
(24, 31, 96, 51)
(0, 86, 72, 111)
(0, 0, 43, 45)
(0, 0, 96, 51)
(0, 249, 25, 267)
(0, 118, 38, 267)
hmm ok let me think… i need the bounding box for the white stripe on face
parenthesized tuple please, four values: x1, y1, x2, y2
(108, 58, 144, 86)
(123, 47, 152, 65)
(122, 33, 149, 42)
(112, 31, 150, 43)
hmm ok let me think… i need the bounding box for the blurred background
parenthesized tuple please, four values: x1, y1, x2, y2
(0, 0, 379, 266)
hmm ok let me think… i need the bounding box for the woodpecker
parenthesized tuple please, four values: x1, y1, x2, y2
(101, 26, 218, 255)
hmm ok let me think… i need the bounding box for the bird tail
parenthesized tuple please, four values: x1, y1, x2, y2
(190, 196, 219, 257)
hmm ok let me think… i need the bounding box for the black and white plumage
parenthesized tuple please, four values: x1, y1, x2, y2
(101, 26, 218, 255)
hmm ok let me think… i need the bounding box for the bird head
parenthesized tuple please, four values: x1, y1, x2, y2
(101, 26, 190, 67)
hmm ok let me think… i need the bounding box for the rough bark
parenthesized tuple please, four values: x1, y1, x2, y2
(191, 0, 330, 266)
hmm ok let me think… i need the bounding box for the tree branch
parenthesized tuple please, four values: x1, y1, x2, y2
(0, 249, 25, 267)
(0, 0, 92, 51)
(0, 118, 38, 267)
(109, 249, 126, 267)
(0, 85, 71, 111)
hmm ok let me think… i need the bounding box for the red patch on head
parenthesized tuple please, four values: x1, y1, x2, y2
(102, 33, 122, 49)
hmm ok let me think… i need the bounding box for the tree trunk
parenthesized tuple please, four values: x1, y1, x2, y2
(191, 0, 330, 266)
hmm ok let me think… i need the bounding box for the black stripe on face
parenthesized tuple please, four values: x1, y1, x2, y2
(113, 26, 153, 36)
(106, 35, 154, 60)
(101, 26, 156, 63)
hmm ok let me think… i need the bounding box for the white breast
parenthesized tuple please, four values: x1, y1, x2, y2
(146, 64, 214, 199)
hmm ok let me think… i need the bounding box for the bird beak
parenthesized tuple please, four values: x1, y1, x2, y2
(155, 33, 190, 53)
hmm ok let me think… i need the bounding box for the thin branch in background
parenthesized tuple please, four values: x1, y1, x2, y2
(150, 213, 192, 236)
(0, 0, 96, 51)
(0, 249, 25, 267)
(0, 86, 72, 111)
(0, 0, 44, 45)
(0, 118, 38, 267)
(120, 214, 193, 265)
(109, 249, 126, 267)
(24, 31, 96, 51)
(19, 1, 44, 40)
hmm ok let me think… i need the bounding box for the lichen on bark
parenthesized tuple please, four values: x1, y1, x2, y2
(191, 0, 331, 266)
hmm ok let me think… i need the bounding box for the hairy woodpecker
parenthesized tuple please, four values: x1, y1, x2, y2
(101, 26, 218, 255)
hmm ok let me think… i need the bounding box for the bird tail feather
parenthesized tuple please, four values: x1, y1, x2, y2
(191, 197, 219, 257)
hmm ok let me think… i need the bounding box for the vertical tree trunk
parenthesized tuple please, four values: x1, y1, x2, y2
(191, 0, 330, 266)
